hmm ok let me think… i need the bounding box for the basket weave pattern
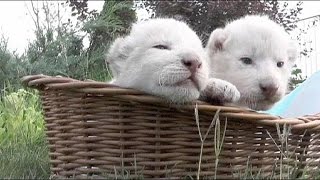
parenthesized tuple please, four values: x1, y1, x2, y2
(23, 75, 320, 179)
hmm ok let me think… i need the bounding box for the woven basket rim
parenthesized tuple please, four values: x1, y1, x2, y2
(21, 74, 320, 131)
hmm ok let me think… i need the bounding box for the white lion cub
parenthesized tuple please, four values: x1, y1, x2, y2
(106, 18, 209, 103)
(206, 15, 297, 110)
(106, 18, 239, 103)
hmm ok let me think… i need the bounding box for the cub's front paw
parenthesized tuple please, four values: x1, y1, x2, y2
(201, 78, 240, 105)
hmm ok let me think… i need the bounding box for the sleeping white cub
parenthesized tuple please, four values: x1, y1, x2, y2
(106, 18, 239, 103)
(206, 15, 297, 110)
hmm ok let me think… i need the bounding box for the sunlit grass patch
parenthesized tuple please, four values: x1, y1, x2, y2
(0, 89, 45, 144)
(0, 88, 50, 179)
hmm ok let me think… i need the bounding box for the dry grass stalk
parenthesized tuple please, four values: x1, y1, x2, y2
(195, 103, 222, 180)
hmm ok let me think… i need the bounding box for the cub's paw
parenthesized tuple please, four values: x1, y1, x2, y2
(201, 78, 240, 104)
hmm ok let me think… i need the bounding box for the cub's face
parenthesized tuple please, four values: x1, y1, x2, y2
(206, 15, 297, 110)
(106, 18, 209, 103)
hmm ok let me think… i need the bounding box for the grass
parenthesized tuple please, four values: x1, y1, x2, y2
(0, 88, 50, 179)
(0, 142, 50, 179)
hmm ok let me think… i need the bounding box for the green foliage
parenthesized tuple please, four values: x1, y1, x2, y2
(84, 0, 136, 44)
(0, 89, 45, 145)
(289, 65, 307, 90)
(142, 1, 303, 43)
(0, 36, 28, 92)
(23, 2, 95, 80)
(0, 89, 50, 179)
(19, 1, 137, 82)
(68, 0, 99, 21)
(83, 0, 136, 78)
(25, 28, 93, 79)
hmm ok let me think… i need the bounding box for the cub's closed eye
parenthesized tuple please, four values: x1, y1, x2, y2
(240, 57, 253, 65)
(153, 45, 169, 50)
(277, 61, 284, 68)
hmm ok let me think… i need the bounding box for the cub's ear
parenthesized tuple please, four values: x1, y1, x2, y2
(287, 40, 298, 63)
(206, 28, 229, 54)
(105, 37, 134, 79)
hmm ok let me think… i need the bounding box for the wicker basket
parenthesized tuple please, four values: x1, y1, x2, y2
(22, 74, 320, 179)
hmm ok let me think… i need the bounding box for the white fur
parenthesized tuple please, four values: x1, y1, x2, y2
(206, 15, 297, 110)
(200, 78, 240, 105)
(106, 18, 209, 103)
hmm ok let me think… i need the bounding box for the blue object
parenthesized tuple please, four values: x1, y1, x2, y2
(263, 70, 320, 118)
